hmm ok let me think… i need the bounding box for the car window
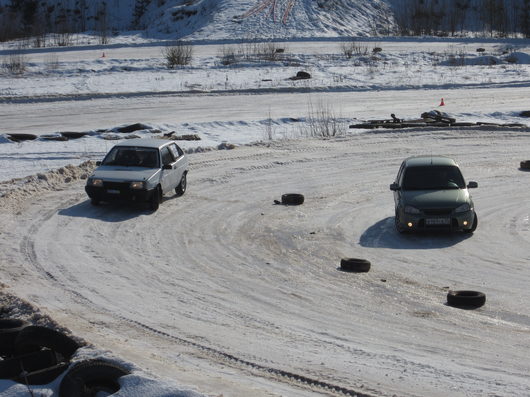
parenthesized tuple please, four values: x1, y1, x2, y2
(175, 144, 184, 157)
(161, 146, 175, 166)
(396, 162, 405, 184)
(102, 147, 159, 168)
(402, 166, 465, 190)
(168, 143, 180, 159)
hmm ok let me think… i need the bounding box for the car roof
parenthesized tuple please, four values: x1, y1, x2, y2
(114, 138, 173, 149)
(403, 155, 458, 167)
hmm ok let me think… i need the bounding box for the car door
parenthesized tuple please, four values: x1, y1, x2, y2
(160, 145, 179, 194)
(167, 143, 187, 187)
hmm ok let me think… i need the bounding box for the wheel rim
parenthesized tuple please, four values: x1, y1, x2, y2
(181, 174, 187, 192)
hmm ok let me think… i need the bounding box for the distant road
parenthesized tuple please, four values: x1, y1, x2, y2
(1, 84, 529, 134)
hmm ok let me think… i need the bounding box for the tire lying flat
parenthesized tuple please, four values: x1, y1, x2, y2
(59, 359, 130, 397)
(0, 318, 30, 357)
(0, 349, 59, 380)
(447, 290, 486, 309)
(281, 193, 304, 205)
(340, 258, 371, 273)
(15, 325, 80, 361)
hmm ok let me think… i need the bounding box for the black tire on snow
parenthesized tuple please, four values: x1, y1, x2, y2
(175, 172, 187, 196)
(0, 318, 30, 357)
(281, 193, 304, 205)
(0, 349, 58, 379)
(149, 187, 160, 211)
(447, 290, 486, 309)
(394, 212, 407, 234)
(90, 198, 100, 206)
(340, 258, 371, 273)
(14, 362, 69, 385)
(59, 359, 130, 397)
(15, 326, 80, 361)
(463, 212, 478, 234)
(520, 160, 530, 170)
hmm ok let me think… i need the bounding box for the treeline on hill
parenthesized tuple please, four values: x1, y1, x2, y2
(0, 0, 153, 43)
(394, 0, 530, 37)
(1, 0, 530, 43)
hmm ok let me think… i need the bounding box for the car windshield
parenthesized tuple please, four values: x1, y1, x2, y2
(402, 165, 465, 190)
(102, 147, 159, 168)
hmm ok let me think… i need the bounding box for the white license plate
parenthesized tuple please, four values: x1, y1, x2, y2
(426, 218, 450, 225)
(107, 189, 120, 194)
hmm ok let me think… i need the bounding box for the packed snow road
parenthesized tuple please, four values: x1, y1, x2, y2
(2, 85, 530, 135)
(2, 127, 530, 396)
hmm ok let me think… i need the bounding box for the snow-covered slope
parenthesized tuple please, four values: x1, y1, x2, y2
(149, 0, 396, 40)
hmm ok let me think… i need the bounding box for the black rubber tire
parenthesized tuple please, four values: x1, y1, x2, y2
(520, 160, 530, 170)
(0, 349, 58, 379)
(447, 290, 486, 309)
(15, 326, 79, 361)
(394, 212, 407, 234)
(59, 359, 130, 397)
(281, 193, 304, 205)
(340, 258, 371, 273)
(149, 187, 160, 211)
(175, 172, 187, 196)
(0, 318, 30, 357)
(463, 212, 478, 234)
(90, 198, 100, 206)
(14, 362, 69, 385)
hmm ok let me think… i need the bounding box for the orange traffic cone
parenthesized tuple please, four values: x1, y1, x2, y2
(439, 98, 445, 106)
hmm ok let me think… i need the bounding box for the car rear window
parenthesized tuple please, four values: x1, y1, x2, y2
(402, 165, 465, 190)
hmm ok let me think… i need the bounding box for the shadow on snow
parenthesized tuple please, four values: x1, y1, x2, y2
(58, 196, 180, 222)
(359, 216, 472, 249)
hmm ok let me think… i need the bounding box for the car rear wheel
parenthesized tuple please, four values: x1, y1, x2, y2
(175, 173, 187, 196)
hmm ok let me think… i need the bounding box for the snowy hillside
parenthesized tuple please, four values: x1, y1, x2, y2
(0, 0, 396, 40)
(2, 0, 529, 40)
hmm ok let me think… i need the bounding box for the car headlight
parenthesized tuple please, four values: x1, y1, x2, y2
(454, 203, 472, 213)
(130, 181, 145, 190)
(88, 178, 103, 187)
(404, 205, 421, 214)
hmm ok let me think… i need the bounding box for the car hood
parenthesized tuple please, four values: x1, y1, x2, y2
(91, 166, 160, 182)
(402, 189, 470, 208)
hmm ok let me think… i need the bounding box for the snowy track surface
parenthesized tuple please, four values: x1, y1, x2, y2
(2, 127, 530, 396)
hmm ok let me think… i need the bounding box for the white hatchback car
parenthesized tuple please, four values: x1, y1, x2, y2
(85, 138, 188, 211)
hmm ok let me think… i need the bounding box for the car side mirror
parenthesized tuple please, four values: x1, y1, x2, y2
(96, 161, 102, 166)
(467, 181, 478, 188)
(390, 183, 399, 191)
(162, 164, 172, 170)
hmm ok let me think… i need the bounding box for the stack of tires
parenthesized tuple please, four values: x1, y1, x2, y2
(0, 319, 77, 385)
(0, 319, 130, 396)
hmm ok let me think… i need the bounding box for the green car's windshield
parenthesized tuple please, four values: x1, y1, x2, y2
(402, 165, 465, 190)
(102, 147, 159, 168)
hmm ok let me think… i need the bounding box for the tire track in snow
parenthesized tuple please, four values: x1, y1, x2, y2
(18, 193, 378, 397)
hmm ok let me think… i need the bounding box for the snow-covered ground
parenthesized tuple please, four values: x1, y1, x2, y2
(2, 32, 530, 397)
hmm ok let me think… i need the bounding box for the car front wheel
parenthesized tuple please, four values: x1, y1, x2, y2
(175, 173, 187, 196)
(149, 187, 160, 211)
(463, 212, 477, 234)
(394, 211, 407, 234)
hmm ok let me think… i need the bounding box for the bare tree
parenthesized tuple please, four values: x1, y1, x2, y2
(163, 41, 193, 68)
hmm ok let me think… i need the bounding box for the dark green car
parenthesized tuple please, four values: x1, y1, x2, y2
(390, 156, 478, 233)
